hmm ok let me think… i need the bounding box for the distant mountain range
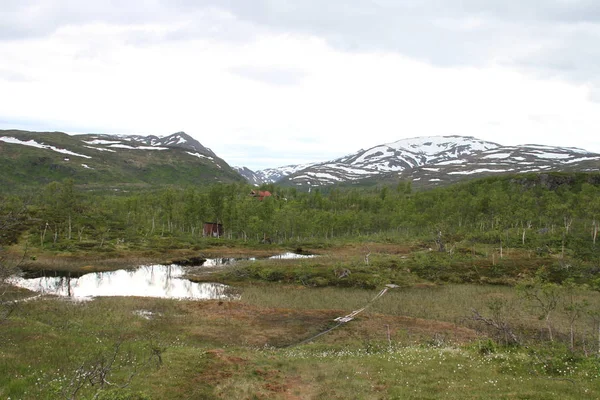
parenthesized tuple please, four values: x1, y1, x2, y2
(234, 163, 317, 186)
(236, 136, 600, 188)
(2, 129, 599, 190)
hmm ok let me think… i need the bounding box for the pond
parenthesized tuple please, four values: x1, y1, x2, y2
(268, 252, 317, 260)
(10, 252, 317, 300)
(196, 252, 316, 267)
(10, 265, 235, 301)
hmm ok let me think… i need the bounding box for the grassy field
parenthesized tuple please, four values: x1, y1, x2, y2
(2, 283, 600, 399)
(2, 244, 600, 399)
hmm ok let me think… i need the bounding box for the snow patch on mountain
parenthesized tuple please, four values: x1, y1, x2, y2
(84, 140, 122, 145)
(84, 145, 116, 153)
(449, 169, 512, 175)
(109, 144, 168, 150)
(483, 153, 512, 159)
(525, 152, 572, 159)
(186, 152, 214, 160)
(565, 156, 600, 164)
(436, 159, 465, 165)
(1, 136, 92, 159)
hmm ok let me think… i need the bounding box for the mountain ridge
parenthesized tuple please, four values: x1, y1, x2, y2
(3, 129, 600, 190)
(238, 135, 600, 187)
(0, 129, 243, 189)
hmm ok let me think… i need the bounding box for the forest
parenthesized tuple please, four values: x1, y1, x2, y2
(2, 172, 599, 256)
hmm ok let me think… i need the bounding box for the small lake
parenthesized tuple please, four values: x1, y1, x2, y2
(10, 265, 235, 301)
(197, 252, 316, 267)
(10, 252, 316, 300)
(268, 252, 316, 260)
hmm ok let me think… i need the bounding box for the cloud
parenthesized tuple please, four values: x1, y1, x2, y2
(2, 1, 600, 169)
(228, 66, 306, 86)
(167, 1, 600, 84)
(3, 1, 600, 80)
(0, 68, 34, 82)
(0, 0, 170, 40)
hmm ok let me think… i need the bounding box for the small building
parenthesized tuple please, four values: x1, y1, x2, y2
(203, 222, 223, 238)
(250, 190, 272, 201)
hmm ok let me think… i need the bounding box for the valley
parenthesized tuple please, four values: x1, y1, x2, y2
(2, 130, 600, 399)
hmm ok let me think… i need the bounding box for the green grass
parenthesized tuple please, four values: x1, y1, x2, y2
(240, 283, 600, 346)
(4, 241, 600, 399)
(2, 281, 600, 399)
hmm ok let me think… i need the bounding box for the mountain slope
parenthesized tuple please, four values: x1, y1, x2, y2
(391, 144, 600, 188)
(278, 136, 503, 186)
(0, 130, 243, 189)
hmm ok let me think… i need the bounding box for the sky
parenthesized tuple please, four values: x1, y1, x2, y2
(2, 1, 600, 170)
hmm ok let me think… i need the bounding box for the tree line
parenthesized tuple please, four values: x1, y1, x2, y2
(0, 173, 599, 256)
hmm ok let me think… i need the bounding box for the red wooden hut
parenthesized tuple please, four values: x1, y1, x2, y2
(203, 222, 223, 238)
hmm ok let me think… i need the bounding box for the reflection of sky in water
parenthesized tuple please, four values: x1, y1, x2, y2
(10, 265, 233, 300)
(197, 253, 315, 267)
(268, 252, 316, 260)
(202, 258, 247, 267)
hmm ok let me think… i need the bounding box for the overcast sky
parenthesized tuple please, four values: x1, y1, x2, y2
(2, 1, 600, 170)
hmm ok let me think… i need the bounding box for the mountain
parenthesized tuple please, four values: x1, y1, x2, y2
(0, 130, 243, 189)
(233, 163, 317, 186)
(241, 136, 600, 188)
(4, 129, 599, 191)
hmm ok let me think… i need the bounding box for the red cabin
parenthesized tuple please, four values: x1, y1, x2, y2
(250, 190, 272, 201)
(203, 222, 223, 238)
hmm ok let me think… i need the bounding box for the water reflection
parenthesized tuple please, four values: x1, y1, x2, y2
(268, 252, 316, 260)
(195, 253, 315, 267)
(202, 257, 249, 267)
(10, 265, 234, 300)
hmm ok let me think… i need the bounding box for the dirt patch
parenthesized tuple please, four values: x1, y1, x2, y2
(205, 348, 248, 366)
(177, 301, 479, 349)
(197, 348, 315, 399)
(179, 301, 341, 347)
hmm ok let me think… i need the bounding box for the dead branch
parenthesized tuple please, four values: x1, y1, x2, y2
(471, 308, 520, 346)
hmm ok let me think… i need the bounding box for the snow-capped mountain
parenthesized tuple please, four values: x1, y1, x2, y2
(335, 136, 500, 171)
(234, 163, 318, 186)
(281, 136, 502, 186)
(4, 129, 599, 189)
(238, 136, 600, 187)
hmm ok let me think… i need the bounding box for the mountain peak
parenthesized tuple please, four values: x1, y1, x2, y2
(116, 131, 215, 156)
(386, 135, 501, 155)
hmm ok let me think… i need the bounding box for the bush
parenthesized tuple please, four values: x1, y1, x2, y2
(259, 268, 286, 282)
(474, 338, 498, 355)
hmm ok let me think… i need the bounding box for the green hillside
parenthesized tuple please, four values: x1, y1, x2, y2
(0, 129, 244, 191)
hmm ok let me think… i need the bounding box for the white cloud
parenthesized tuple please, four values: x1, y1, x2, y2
(2, 1, 600, 169)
